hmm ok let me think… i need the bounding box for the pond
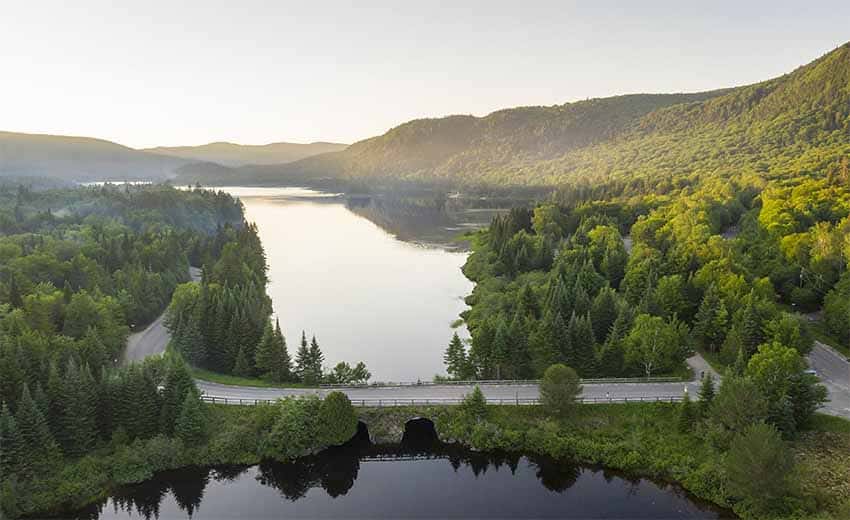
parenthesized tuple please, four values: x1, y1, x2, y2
(72, 425, 731, 519)
(213, 187, 501, 381)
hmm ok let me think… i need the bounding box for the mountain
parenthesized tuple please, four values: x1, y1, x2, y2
(0, 131, 186, 182)
(253, 42, 850, 193)
(145, 141, 348, 167)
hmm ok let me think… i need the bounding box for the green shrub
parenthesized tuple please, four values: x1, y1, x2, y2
(540, 364, 581, 416)
(319, 391, 357, 446)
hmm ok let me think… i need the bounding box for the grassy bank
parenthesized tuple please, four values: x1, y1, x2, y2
(8, 402, 850, 519)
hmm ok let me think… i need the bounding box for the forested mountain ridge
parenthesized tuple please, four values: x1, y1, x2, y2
(145, 140, 348, 167)
(0, 131, 186, 182)
(259, 42, 850, 192)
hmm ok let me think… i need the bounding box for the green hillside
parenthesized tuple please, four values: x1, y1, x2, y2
(255, 42, 850, 193)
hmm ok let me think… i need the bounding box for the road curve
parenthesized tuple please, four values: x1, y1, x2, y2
(807, 341, 850, 418)
(122, 267, 201, 365)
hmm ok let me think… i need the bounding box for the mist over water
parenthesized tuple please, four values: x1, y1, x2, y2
(217, 187, 474, 381)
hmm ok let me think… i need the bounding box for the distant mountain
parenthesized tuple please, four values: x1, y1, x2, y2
(255, 42, 850, 193)
(145, 141, 348, 167)
(0, 131, 186, 182)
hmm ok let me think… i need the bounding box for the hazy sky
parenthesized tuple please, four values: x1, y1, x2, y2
(2, 1, 848, 149)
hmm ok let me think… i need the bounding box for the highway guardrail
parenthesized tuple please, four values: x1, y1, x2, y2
(201, 395, 685, 407)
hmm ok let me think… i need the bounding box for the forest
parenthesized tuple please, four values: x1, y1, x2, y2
(0, 183, 254, 515)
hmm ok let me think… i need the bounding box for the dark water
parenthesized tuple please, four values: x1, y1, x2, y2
(72, 424, 731, 519)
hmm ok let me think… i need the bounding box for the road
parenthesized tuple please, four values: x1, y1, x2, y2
(122, 267, 201, 365)
(807, 341, 850, 418)
(196, 356, 712, 405)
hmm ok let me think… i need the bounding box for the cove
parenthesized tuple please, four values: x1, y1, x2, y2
(70, 426, 732, 520)
(213, 186, 499, 381)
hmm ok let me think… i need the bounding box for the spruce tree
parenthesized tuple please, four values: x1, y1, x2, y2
(307, 336, 325, 384)
(295, 331, 310, 382)
(175, 388, 207, 444)
(678, 391, 696, 433)
(233, 344, 254, 377)
(693, 286, 728, 352)
(274, 320, 292, 382)
(15, 384, 60, 475)
(530, 310, 562, 376)
(697, 374, 716, 417)
(590, 287, 618, 344)
(444, 332, 469, 380)
(60, 360, 98, 456)
(571, 314, 597, 377)
(159, 356, 196, 435)
(491, 320, 511, 379)
(254, 321, 276, 378)
(0, 403, 21, 476)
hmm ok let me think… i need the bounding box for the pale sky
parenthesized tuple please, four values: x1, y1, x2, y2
(2, 1, 848, 149)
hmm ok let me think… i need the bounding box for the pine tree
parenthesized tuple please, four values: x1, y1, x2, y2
(508, 311, 532, 379)
(0, 403, 21, 476)
(444, 332, 469, 380)
(60, 360, 98, 456)
(159, 356, 196, 435)
(491, 319, 511, 379)
(15, 384, 60, 476)
(693, 285, 729, 352)
(570, 314, 597, 377)
(530, 310, 563, 376)
(175, 388, 207, 444)
(254, 321, 276, 377)
(233, 343, 254, 377)
(697, 374, 716, 418)
(590, 287, 618, 344)
(739, 292, 764, 357)
(295, 331, 310, 382)
(678, 391, 696, 433)
(307, 336, 325, 384)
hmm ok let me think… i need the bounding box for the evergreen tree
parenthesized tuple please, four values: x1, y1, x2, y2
(678, 391, 696, 433)
(15, 384, 60, 476)
(159, 356, 196, 435)
(508, 311, 532, 379)
(468, 319, 495, 379)
(739, 292, 764, 357)
(692, 285, 729, 351)
(175, 388, 208, 445)
(233, 343, 254, 377)
(301, 335, 324, 385)
(295, 331, 310, 382)
(0, 403, 21, 476)
(60, 360, 98, 456)
(697, 374, 716, 418)
(590, 287, 618, 344)
(443, 332, 470, 380)
(491, 319, 511, 379)
(570, 313, 597, 376)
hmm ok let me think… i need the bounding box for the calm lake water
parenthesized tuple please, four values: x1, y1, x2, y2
(216, 187, 487, 381)
(73, 428, 730, 520)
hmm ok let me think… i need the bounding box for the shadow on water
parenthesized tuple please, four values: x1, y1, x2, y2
(69, 421, 735, 519)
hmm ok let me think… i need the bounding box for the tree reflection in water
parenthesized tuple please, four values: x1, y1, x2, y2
(71, 425, 622, 520)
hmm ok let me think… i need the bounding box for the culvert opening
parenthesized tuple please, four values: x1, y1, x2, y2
(400, 417, 439, 452)
(343, 421, 371, 448)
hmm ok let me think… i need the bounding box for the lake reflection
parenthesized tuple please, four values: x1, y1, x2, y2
(73, 431, 731, 520)
(214, 187, 481, 381)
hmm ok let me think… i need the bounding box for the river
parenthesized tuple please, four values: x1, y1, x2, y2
(215, 187, 490, 382)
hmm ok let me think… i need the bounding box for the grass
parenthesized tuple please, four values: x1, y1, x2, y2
(807, 413, 850, 433)
(189, 366, 313, 388)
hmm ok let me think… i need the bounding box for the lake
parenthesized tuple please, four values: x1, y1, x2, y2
(72, 427, 730, 519)
(214, 187, 495, 382)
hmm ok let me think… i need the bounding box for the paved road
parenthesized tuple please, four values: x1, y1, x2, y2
(807, 341, 850, 418)
(197, 356, 711, 404)
(122, 267, 201, 365)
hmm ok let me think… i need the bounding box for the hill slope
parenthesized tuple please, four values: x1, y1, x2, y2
(146, 141, 348, 167)
(0, 131, 186, 182)
(256, 42, 850, 192)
